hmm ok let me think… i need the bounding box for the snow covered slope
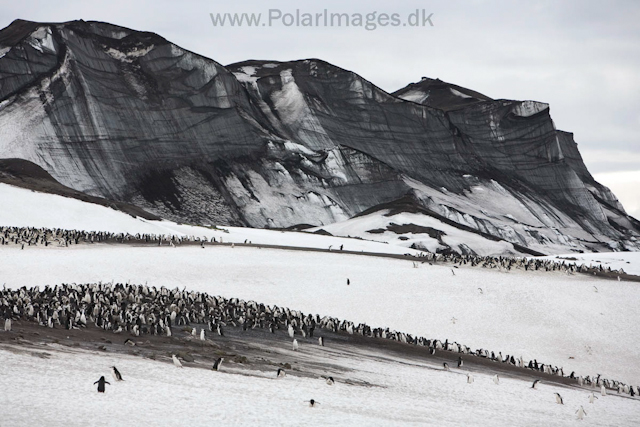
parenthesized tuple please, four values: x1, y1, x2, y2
(3, 243, 639, 386)
(539, 252, 640, 276)
(309, 209, 525, 257)
(1, 344, 637, 427)
(0, 183, 418, 255)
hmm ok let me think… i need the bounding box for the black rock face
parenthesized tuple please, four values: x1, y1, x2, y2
(0, 19, 637, 254)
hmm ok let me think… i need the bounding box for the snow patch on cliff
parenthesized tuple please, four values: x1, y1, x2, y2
(26, 26, 56, 54)
(233, 65, 260, 85)
(397, 88, 429, 104)
(105, 45, 154, 63)
(449, 88, 472, 99)
(513, 101, 549, 117)
(270, 69, 333, 149)
(169, 44, 221, 87)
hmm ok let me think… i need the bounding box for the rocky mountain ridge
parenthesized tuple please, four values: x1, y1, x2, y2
(0, 19, 637, 255)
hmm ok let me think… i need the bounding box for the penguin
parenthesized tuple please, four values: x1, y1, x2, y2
(318, 337, 324, 346)
(200, 329, 205, 341)
(601, 385, 607, 396)
(308, 399, 319, 407)
(94, 376, 110, 393)
(212, 357, 224, 371)
(457, 357, 463, 368)
(111, 366, 124, 381)
(124, 338, 135, 346)
(277, 368, 286, 378)
(347, 279, 350, 286)
(323, 376, 334, 385)
(429, 348, 436, 355)
(576, 406, 587, 420)
(172, 354, 183, 368)
(191, 327, 197, 336)
(466, 373, 474, 384)
(555, 393, 564, 404)
(4, 318, 11, 332)
(531, 379, 540, 389)
(217, 324, 224, 337)
(288, 325, 295, 339)
(493, 374, 500, 385)
(166, 326, 172, 337)
(292, 339, 299, 351)
(588, 393, 598, 404)
(443, 362, 450, 371)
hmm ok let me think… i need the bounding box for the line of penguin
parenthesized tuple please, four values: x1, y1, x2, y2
(0, 226, 229, 249)
(0, 225, 628, 278)
(1, 281, 637, 399)
(414, 251, 627, 276)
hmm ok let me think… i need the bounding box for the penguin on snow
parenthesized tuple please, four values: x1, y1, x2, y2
(111, 366, 124, 381)
(94, 376, 110, 393)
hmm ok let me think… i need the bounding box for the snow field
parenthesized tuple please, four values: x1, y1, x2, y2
(539, 252, 640, 276)
(0, 183, 420, 256)
(0, 344, 637, 427)
(2, 244, 639, 386)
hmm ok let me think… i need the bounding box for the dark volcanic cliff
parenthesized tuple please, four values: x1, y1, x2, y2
(0, 19, 637, 255)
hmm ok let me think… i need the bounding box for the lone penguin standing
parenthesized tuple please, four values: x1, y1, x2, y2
(94, 376, 110, 393)
(172, 354, 183, 368)
(212, 357, 224, 371)
(576, 406, 587, 420)
(111, 366, 124, 382)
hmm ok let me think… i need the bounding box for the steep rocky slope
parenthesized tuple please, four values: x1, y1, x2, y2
(0, 19, 637, 255)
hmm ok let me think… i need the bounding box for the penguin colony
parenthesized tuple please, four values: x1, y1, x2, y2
(1, 281, 638, 398)
(0, 226, 225, 248)
(0, 226, 628, 277)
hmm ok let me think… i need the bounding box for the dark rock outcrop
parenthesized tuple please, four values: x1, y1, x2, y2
(0, 158, 160, 220)
(0, 19, 637, 254)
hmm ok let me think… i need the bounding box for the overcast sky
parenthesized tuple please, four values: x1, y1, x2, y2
(1, 0, 638, 218)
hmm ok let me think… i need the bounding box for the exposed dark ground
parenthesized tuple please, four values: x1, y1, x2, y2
(0, 158, 160, 220)
(1, 318, 635, 401)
